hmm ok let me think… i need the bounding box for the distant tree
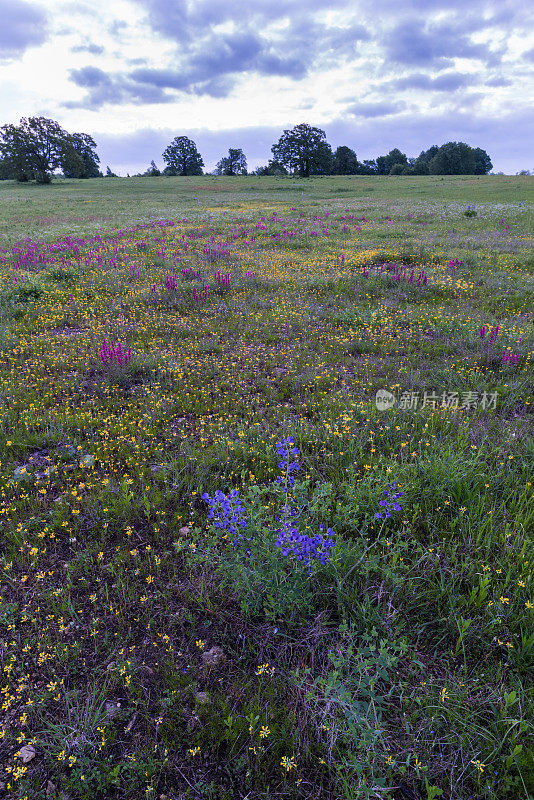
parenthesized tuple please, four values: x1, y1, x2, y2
(412, 145, 439, 175)
(358, 159, 378, 175)
(472, 147, 492, 175)
(516, 169, 531, 176)
(144, 160, 161, 177)
(105, 165, 118, 177)
(63, 132, 100, 178)
(215, 148, 247, 175)
(0, 116, 75, 183)
(254, 159, 288, 176)
(162, 136, 204, 176)
(332, 146, 358, 175)
(429, 142, 475, 175)
(61, 148, 85, 179)
(389, 163, 405, 175)
(271, 124, 333, 177)
(375, 148, 408, 175)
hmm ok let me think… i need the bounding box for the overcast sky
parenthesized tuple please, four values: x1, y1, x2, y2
(1, 0, 533, 175)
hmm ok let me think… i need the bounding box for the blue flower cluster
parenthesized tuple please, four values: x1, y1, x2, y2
(201, 489, 252, 552)
(274, 437, 336, 577)
(375, 483, 405, 520)
(202, 437, 337, 579)
(275, 436, 300, 489)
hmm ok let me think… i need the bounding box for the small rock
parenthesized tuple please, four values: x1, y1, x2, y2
(273, 368, 287, 377)
(179, 526, 190, 536)
(46, 780, 57, 795)
(150, 464, 163, 473)
(202, 646, 226, 668)
(195, 691, 210, 705)
(19, 744, 36, 763)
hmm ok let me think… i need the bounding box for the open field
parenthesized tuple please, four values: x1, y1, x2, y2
(0, 176, 533, 800)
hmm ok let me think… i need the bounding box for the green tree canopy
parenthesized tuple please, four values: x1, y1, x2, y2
(162, 136, 204, 176)
(144, 160, 161, 177)
(376, 148, 408, 175)
(215, 148, 247, 175)
(412, 145, 439, 175)
(429, 142, 475, 175)
(332, 145, 359, 175)
(0, 116, 78, 183)
(358, 159, 378, 175)
(271, 123, 333, 177)
(63, 132, 100, 178)
(254, 159, 288, 176)
(472, 147, 493, 175)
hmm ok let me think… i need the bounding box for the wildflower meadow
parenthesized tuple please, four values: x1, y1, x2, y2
(0, 174, 532, 800)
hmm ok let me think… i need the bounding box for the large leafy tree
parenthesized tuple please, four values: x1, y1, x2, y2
(376, 148, 408, 175)
(215, 148, 247, 176)
(271, 124, 333, 177)
(332, 145, 359, 175)
(0, 116, 75, 183)
(429, 142, 476, 175)
(358, 159, 378, 175)
(63, 132, 100, 178)
(472, 147, 492, 175)
(162, 136, 204, 176)
(412, 145, 439, 175)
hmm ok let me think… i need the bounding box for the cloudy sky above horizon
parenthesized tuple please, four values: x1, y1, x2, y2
(1, 0, 533, 175)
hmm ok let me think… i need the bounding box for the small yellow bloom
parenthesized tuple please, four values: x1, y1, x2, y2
(280, 755, 296, 772)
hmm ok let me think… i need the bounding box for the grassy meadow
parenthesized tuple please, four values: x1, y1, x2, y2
(0, 175, 533, 800)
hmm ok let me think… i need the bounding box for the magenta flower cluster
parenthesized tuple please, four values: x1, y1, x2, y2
(181, 267, 202, 279)
(362, 262, 428, 284)
(164, 274, 178, 291)
(213, 271, 231, 286)
(192, 284, 210, 303)
(100, 338, 132, 366)
(447, 258, 463, 273)
(480, 325, 499, 342)
(502, 351, 520, 366)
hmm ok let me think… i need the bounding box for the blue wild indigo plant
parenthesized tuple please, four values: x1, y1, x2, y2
(375, 484, 405, 521)
(274, 437, 336, 577)
(201, 437, 336, 622)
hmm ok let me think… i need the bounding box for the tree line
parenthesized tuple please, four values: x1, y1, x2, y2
(0, 117, 494, 183)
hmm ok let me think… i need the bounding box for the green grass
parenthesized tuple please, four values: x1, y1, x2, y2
(0, 175, 532, 800)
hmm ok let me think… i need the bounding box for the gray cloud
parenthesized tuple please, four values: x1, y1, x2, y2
(134, 0, 351, 43)
(485, 76, 513, 87)
(0, 0, 47, 59)
(124, 1, 369, 94)
(383, 19, 501, 69)
(346, 101, 406, 117)
(71, 42, 104, 54)
(65, 65, 174, 108)
(392, 72, 476, 92)
(522, 47, 534, 63)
